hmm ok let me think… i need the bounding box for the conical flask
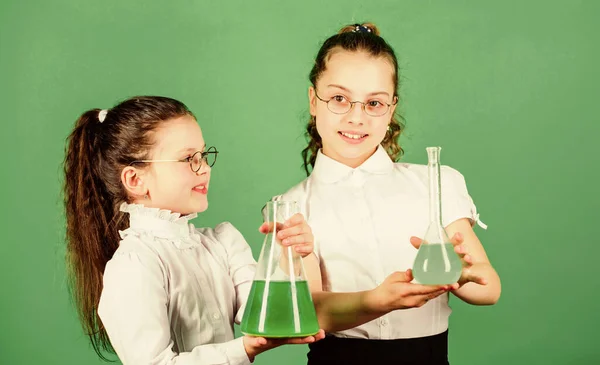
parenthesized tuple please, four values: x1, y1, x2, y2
(412, 147, 462, 285)
(240, 200, 319, 338)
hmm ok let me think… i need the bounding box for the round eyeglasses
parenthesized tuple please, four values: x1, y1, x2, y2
(315, 91, 397, 117)
(129, 146, 219, 173)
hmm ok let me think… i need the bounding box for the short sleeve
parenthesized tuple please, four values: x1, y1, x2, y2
(440, 166, 487, 229)
(214, 222, 257, 324)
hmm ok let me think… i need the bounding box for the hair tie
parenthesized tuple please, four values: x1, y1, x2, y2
(352, 24, 372, 34)
(98, 109, 108, 123)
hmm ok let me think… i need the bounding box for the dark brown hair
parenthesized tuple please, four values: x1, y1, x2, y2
(302, 22, 405, 175)
(63, 96, 193, 359)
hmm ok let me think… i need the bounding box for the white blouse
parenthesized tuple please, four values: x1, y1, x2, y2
(274, 146, 486, 339)
(98, 203, 256, 365)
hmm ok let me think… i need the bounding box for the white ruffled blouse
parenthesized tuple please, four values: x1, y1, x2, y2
(97, 203, 256, 365)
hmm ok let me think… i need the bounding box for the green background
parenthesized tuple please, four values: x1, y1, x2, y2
(1, 0, 598, 364)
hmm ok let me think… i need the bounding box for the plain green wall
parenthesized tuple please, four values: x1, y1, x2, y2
(1, 0, 598, 364)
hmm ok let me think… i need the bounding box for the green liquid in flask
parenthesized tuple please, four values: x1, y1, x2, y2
(412, 242, 462, 285)
(241, 280, 319, 338)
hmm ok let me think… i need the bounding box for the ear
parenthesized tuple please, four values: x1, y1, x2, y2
(308, 86, 317, 117)
(121, 166, 148, 199)
(390, 95, 398, 116)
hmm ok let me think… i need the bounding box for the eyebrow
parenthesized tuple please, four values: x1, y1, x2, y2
(327, 84, 390, 97)
(177, 145, 205, 154)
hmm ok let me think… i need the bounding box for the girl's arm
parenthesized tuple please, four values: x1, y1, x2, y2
(303, 255, 450, 333)
(445, 218, 501, 305)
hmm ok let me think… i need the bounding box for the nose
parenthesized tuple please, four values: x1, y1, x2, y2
(196, 161, 211, 175)
(347, 101, 366, 125)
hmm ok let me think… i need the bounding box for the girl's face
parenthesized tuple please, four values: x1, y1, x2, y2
(310, 50, 397, 168)
(140, 115, 211, 215)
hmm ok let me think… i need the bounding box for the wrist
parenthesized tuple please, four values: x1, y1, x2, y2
(363, 288, 387, 314)
(242, 337, 257, 362)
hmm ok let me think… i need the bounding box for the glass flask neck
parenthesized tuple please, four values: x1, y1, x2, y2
(426, 147, 443, 225)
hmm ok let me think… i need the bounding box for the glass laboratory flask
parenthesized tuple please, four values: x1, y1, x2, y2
(412, 147, 463, 285)
(240, 200, 319, 338)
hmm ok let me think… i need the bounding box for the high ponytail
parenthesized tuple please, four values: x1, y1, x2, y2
(63, 96, 193, 359)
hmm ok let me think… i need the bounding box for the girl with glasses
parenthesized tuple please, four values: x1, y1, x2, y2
(271, 23, 501, 364)
(63, 96, 324, 365)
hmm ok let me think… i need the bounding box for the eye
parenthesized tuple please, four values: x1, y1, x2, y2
(183, 155, 194, 162)
(333, 95, 346, 103)
(368, 100, 383, 107)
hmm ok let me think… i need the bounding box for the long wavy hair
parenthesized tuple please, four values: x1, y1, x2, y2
(63, 96, 193, 360)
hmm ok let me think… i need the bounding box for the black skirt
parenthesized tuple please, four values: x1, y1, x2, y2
(307, 330, 449, 365)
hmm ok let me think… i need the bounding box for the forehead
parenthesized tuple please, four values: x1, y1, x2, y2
(151, 115, 204, 155)
(319, 50, 395, 94)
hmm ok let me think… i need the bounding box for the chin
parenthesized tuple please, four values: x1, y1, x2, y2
(192, 202, 209, 214)
(340, 146, 377, 160)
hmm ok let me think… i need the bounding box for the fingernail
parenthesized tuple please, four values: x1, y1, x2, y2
(282, 239, 289, 245)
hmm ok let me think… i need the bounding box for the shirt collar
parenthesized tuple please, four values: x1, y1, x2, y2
(119, 203, 199, 247)
(311, 145, 394, 184)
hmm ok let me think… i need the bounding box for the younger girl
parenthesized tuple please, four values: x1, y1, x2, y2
(64, 96, 324, 365)
(273, 23, 501, 364)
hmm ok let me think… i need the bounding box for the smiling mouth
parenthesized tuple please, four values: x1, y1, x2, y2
(339, 131, 368, 140)
(193, 184, 208, 194)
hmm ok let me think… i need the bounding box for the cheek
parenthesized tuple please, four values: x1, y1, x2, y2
(315, 114, 339, 137)
(371, 122, 390, 143)
(158, 167, 193, 187)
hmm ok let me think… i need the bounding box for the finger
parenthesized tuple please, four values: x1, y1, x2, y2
(474, 276, 488, 285)
(283, 233, 314, 247)
(464, 268, 487, 285)
(294, 243, 314, 255)
(405, 268, 414, 282)
(454, 244, 466, 255)
(259, 222, 284, 234)
(409, 236, 423, 249)
(387, 271, 413, 283)
(462, 254, 473, 265)
(249, 336, 268, 347)
(425, 289, 448, 301)
(300, 336, 316, 343)
(258, 222, 272, 234)
(414, 288, 450, 307)
(314, 329, 325, 341)
(283, 213, 305, 228)
(454, 245, 470, 266)
(407, 284, 448, 295)
(450, 232, 464, 246)
(278, 225, 306, 240)
(281, 336, 316, 345)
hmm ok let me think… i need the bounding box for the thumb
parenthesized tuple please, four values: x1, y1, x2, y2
(388, 270, 413, 283)
(258, 222, 271, 234)
(250, 336, 268, 347)
(404, 268, 414, 282)
(409, 236, 423, 249)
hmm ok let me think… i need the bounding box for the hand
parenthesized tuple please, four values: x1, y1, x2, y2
(369, 270, 451, 312)
(243, 329, 326, 361)
(259, 213, 314, 257)
(410, 232, 488, 289)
